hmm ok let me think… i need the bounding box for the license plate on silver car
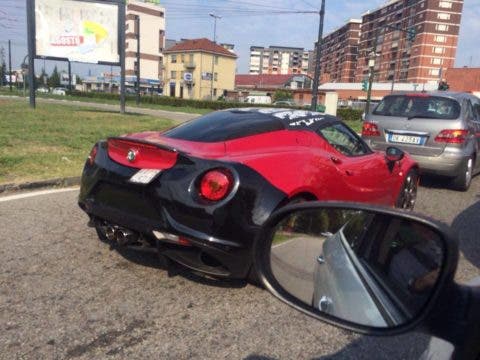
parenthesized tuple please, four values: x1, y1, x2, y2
(388, 134, 422, 145)
(129, 169, 161, 184)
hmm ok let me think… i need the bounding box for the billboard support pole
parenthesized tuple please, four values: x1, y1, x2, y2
(119, 1, 126, 114)
(135, 15, 140, 105)
(26, 0, 36, 109)
(68, 60, 72, 91)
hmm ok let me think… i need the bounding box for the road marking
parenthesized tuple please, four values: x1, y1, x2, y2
(0, 187, 79, 202)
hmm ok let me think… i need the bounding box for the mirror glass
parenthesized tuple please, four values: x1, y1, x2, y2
(269, 208, 444, 328)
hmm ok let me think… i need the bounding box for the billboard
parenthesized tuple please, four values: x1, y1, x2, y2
(35, 0, 120, 64)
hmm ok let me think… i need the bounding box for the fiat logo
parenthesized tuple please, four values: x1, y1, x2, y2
(127, 149, 137, 162)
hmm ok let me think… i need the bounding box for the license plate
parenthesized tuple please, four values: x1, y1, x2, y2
(129, 169, 161, 184)
(388, 134, 422, 145)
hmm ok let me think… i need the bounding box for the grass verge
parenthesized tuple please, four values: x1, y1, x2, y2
(0, 99, 173, 185)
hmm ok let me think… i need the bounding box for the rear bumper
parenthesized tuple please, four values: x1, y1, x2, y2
(78, 142, 286, 278)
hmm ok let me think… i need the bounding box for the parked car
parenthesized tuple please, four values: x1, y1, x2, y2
(256, 202, 479, 360)
(78, 108, 418, 280)
(244, 95, 272, 104)
(362, 92, 480, 190)
(51, 87, 67, 96)
(273, 100, 297, 107)
(36, 87, 49, 93)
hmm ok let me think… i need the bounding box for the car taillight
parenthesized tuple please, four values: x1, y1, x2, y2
(199, 169, 233, 201)
(362, 122, 380, 137)
(435, 129, 468, 144)
(88, 145, 98, 165)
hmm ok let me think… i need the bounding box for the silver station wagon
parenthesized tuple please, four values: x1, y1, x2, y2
(362, 92, 480, 191)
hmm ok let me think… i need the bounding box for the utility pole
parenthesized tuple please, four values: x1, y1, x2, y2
(311, 0, 325, 111)
(135, 15, 140, 105)
(8, 40, 12, 91)
(209, 13, 221, 100)
(68, 60, 72, 91)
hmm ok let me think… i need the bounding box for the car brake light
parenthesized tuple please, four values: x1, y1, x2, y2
(362, 122, 380, 137)
(88, 145, 98, 165)
(435, 129, 468, 144)
(199, 169, 233, 201)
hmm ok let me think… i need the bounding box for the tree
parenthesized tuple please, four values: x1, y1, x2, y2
(0, 47, 6, 86)
(40, 67, 48, 87)
(75, 75, 82, 85)
(273, 89, 293, 102)
(47, 66, 61, 88)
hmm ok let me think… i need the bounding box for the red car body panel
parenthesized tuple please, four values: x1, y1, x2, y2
(120, 128, 416, 207)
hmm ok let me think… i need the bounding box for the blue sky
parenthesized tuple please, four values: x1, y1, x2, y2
(0, 0, 479, 77)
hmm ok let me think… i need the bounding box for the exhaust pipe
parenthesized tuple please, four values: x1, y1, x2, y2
(105, 226, 116, 241)
(116, 228, 138, 246)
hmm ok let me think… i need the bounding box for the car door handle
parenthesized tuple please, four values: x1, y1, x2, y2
(345, 170, 355, 176)
(330, 156, 342, 165)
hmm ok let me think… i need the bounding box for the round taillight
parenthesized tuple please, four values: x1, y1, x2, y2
(88, 145, 98, 166)
(199, 169, 233, 201)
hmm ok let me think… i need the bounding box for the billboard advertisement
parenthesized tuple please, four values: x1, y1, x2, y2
(35, 0, 120, 64)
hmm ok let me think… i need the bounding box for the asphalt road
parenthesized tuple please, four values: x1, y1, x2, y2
(1, 178, 479, 359)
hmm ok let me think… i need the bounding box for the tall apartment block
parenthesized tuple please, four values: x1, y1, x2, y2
(125, 0, 165, 83)
(316, 19, 362, 82)
(249, 46, 314, 75)
(355, 0, 463, 83)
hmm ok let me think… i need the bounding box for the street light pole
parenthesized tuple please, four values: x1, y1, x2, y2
(135, 15, 141, 105)
(8, 40, 12, 91)
(311, 0, 325, 111)
(209, 13, 221, 101)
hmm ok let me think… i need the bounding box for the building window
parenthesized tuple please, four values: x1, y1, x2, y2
(159, 30, 164, 52)
(436, 24, 449, 31)
(429, 69, 440, 76)
(171, 55, 177, 63)
(189, 54, 194, 63)
(214, 56, 219, 65)
(435, 35, 447, 42)
(213, 89, 217, 96)
(439, 1, 452, 8)
(433, 46, 445, 54)
(214, 72, 218, 81)
(171, 71, 177, 79)
(437, 13, 451, 20)
(181, 54, 185, 63)
(431, 58, 443, 65)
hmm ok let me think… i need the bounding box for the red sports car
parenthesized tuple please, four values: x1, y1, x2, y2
(78, 108, 418, 280)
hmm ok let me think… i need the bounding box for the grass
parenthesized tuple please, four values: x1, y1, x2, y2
(0, 87, 212, 115)
(0, 99, 174, 185)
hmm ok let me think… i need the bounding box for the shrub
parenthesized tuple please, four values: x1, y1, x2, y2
(336, 108, 363, 122)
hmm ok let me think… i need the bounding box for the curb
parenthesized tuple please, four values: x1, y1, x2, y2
(0, 176, 81, 195)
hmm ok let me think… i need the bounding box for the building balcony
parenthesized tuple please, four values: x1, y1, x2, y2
(184, 62, 196, 69)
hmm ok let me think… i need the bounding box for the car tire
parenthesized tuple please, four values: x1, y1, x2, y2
(450, 156, 474, 192)
(395, 169, 419, 211)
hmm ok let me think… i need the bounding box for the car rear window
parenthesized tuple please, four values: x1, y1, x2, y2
(373, 95, 461, 120)
(163, 110, 285, 142)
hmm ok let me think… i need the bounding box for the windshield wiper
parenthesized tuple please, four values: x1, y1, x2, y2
(407, 113, 440, 120)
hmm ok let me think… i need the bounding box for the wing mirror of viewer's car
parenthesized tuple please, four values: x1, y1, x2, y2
(254, 202, 480, 359)
(385, 146, 405, 163)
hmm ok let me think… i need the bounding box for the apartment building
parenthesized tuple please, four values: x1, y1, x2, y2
(125, 0, 165, 87)
(249, 46, 314, 75)
(316, 19, 362, 83)
(355, 0, 463, 84)
(164, 38, 237, 100)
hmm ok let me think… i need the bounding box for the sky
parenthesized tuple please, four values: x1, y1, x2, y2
(0, 0, 479, 78)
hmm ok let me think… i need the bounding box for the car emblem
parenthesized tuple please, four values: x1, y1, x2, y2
(127, 149, 137, 162)
(404, 122, 411, 129)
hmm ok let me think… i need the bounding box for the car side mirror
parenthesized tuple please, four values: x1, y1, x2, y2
(254, 202, 459, 335)
(386, 146, 405, 163)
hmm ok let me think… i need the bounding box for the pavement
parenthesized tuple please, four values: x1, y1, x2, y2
(1, 178, 479, 359)
(0, 95, 200, 124)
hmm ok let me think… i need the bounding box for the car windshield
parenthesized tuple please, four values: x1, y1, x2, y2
(163, 110, 285, 142)
(372, 95, 461, 120)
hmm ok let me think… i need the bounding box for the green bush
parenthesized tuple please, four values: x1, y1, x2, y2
(336, 108, 363, 122)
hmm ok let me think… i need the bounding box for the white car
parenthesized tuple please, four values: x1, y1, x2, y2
(36, 87, 49, 93)
(52, 87, 67, 96)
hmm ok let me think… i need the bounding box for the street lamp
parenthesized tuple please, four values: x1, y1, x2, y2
(311, 0, 325, 111)
(209, 13, 221, 100)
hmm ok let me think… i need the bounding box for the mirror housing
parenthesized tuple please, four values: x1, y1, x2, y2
(254, 202, 459, 336)
(386, 146, 405, 163)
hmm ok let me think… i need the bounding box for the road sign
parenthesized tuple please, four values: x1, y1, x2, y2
(183, 72, 193, 82)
